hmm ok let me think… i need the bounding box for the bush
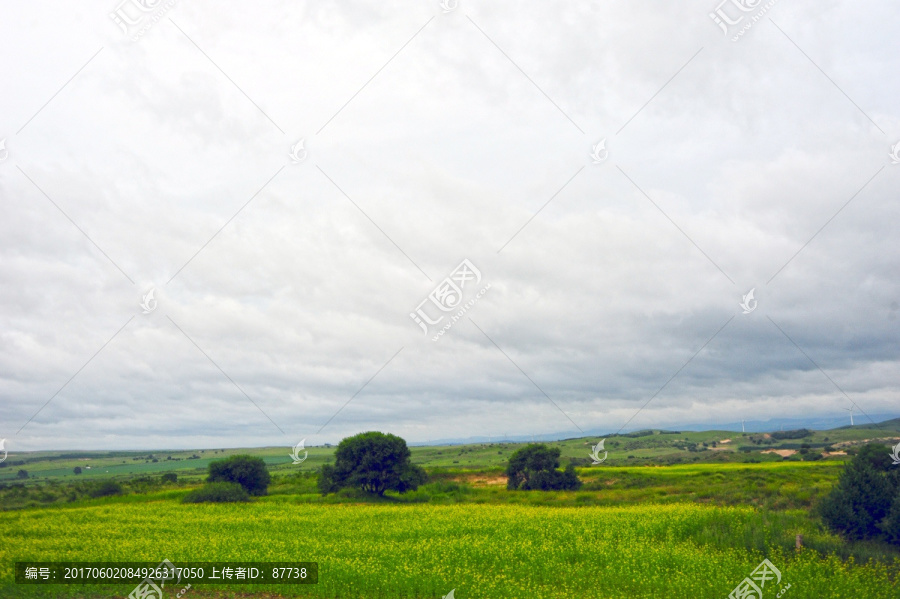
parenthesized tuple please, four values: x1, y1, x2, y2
(89, 481, 123, 498)
(207, 455, 270, 496)
(182, 482, 249, 503)
(319, 432, 427, 496)
(819, 444, 899, 544)
(73, 467, 82, 475)
(527, 463, 582, 491)
(880, 494, 900, 544)
(16, 470, 28, 479)
(161, 473, 177, 483)
(771, 428, 812, 440)
(506, 444, 582, 491)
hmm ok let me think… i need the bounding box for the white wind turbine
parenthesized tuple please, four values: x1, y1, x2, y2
(843, 406, 855, 426)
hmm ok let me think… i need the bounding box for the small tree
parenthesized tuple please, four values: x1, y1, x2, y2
(506, 444, 582, 491)
(161, 472, 177, 483)
(318, 432, 426, 496)
(819, 444, 899, 543)
(73, 467, 82, 475)
(16, 469, 28, 479)
(207, 455, 271, 496)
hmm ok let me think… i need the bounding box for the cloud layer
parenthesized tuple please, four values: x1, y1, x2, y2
(1, 0, 898, 450)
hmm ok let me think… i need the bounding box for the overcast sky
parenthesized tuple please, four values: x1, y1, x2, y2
(1, 0, 898, 451)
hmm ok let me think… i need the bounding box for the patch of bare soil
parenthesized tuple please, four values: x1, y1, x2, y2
(465, 474, 507, 487)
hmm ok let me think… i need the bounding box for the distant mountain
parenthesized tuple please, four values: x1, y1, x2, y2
(411, 414, 900, 446)
(673, 414, 900, 434)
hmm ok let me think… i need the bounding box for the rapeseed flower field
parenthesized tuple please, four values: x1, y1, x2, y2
(2, 500, 896, 598)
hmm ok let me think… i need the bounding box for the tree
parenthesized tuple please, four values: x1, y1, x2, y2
(161, 472, 177, 483)
(318, 432, 426, 496)
(73, 467, 82, 475)
(16, 469, 28, 479)
(506, 444, 582, 491)
(207, 455, 271, 496)
(819, 443, 899, 543)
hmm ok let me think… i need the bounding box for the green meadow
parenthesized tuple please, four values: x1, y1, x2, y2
(2, 421, 899, 597)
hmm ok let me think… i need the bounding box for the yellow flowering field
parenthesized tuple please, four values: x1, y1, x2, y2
(1, 500, 896, 598)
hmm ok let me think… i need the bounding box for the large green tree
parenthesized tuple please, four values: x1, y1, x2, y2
(207, 454, 271, 496)
(318, 432, 426, 496)
(506, 443, 581, 491)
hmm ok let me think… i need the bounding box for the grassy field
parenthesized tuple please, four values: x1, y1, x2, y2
(2, 422, 899, 597)
(5, 420, 898, 488)
(0, 448, 851, 512)
(2, 495, 898, 598)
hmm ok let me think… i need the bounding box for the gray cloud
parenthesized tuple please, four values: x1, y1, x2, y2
(1, 0, 898, 451)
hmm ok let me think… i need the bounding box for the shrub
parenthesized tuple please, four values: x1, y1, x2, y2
(73, 467, 82, 475)
(771, 428, 812, 440)
(89, 481, 123, 498)
(161, 473, 177, 483)
(16, 470, 28, 479)
(819, 444, 899, 544)
(880, 494, 900, 544)
(182, 482, 249, 503)
(506, 444, 582, 491)
(207, 455, 270, 496)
